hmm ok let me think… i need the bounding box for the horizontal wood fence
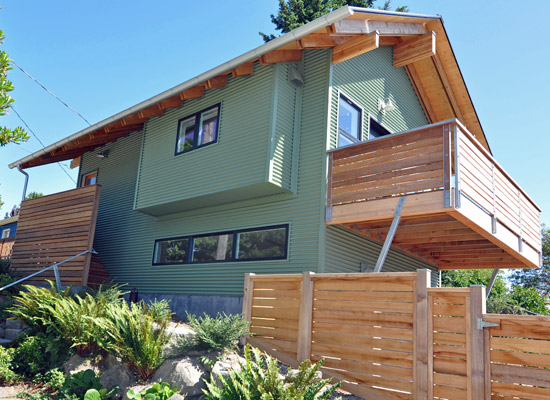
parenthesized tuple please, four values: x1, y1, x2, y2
(243, 271, 550, 400)
(10, 185, 101, 286)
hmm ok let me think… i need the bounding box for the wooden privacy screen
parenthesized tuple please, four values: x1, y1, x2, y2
(243, 271, 430, 400)
(483, 314, 550, 399)
(10, 185, 101, 286)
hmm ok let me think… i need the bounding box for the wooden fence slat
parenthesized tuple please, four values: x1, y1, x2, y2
(414, 269, 430, 400)
(468, 285, 487, 400)
(297, 271, 313, 362)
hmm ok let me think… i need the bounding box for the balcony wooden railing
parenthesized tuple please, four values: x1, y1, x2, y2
(327, 119, 542, 269)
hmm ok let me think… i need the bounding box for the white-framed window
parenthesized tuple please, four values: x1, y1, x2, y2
(368, 116, 392, 139)
(337, 93, 363, 147)
(1, 228, 10, 239)
(175, 104, 220, 155)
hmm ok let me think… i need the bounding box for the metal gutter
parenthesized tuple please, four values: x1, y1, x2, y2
(9, 6, 356, 169)
(349, 7, 440, 20)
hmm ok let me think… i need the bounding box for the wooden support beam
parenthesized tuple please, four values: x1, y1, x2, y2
(232, 62, 254, 77)
(137, 104, 164, 119)
(260, 50, 302, 65)
(405, 63, 437, 123)
(205, 74, 227, 90)
(432, 54, 464, 121)
(158, 95, 183, 110)
(332, 31, 379, 65)
(332, 19, 427, 36)
(70, 156, 81, 169)
(122, 114, 148, 126)
(300, 33, 338, 48)
(180, 85, 204, 100)
(394, 31, 436, 68)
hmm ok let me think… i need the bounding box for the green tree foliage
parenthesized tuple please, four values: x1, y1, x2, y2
(441, 269, 550, 316)
(0, 30, 28, 146)
(25, 191, 43, 200)
(509, 226, 550, 297)
(260, 0, 408, 42)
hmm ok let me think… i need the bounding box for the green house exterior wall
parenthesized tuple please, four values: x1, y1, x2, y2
(80, 49, 332, 296)
(323, 46, 436, 280)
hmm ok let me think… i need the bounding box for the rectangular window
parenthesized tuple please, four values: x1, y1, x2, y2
(192, 233, 233, 262)
(236, 226, 288, 260)
(152, 225, 289, 265)
(81, 171, 97, 186)
(338, 94, 362, 147)
(1, 229, 10, 239)
(153, 238, 190, 264)
(369, 117, 391, 139)
(175, 104, 220, 155)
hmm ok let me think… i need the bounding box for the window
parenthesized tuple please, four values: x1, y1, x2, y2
(338, 94, 362, 147)
(369, 117, 391, 139)
(152, 225, 289, 265)
(236, 226, 288, 260)
(81, 171, 97, 186)
(175, 104, 220, 154)
(1, 229, 9, 239)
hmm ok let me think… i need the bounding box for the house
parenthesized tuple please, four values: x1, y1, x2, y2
(0, 216, 17, 260)
(5, 7, 542, 316)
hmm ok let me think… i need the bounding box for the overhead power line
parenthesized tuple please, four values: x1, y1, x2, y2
(11, 107, 77, 185)
(10, 59, 91, 126)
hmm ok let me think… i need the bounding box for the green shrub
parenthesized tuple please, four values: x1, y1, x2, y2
(0, 272, 21, 295)
(85, 283, 128, 305)
(12, 333, 71, 377)
(9, 283, 73, 333)
(43, 368, 66, 391)
(0, 345, 19, 384)
(203, 345, 341, 400)
(146, 299, 173, 323)
(59, 369, 118, 400)
(105, 301, 171, 380)
(179, 312, 249, 353)
(126, 382, 179, 400)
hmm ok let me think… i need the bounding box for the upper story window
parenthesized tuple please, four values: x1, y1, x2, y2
(1, 229, 10, 239)
(82, 171, 97, 186)
(175, 104, 220, 155)
(369, 117, 392, 139)
(338, 94, 362, 147)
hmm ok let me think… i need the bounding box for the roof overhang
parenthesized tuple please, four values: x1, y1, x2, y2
(9, 7, 489, 170)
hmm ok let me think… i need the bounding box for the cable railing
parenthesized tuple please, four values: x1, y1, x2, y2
(0, 249, 97, 292)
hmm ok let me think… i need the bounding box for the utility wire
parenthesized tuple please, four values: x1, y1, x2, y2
(10, 59, 91, 126)
(11, 107, 77, 185)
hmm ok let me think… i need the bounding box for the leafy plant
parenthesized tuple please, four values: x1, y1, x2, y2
(59, 369, 118, 400)
(179, 312, 249, 353)
(0, 345, 19, 384)
(203, 345, 341, 399)
(105, 301, 171, 380)
(126, 382, 179, 400)
(12, 333, 71, 377)
(43, 368, 66, 391)
(146, 299, 173, 323)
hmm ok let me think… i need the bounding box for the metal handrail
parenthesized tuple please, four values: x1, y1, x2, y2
(0, 249, 97, 292)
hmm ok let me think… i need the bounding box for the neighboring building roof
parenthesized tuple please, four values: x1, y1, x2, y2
(9, 6, 489, 170)
(0, 216, 18, 227)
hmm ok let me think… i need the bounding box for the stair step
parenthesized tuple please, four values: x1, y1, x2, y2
(6, 319, 23, 330)
(0, 338, 12, 346)
(4, 328, 25, 341)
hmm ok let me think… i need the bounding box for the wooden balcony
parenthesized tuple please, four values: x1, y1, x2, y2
(326, 119, 542, 270)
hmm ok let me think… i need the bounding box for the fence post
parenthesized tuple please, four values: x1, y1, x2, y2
(468, 285, 486, 400)
(297, 271, 314, 362)
(241, 273, 255, 345)
(414, 269, 430, 400)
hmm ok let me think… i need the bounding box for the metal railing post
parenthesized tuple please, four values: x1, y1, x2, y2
(53, 264, 62, 290)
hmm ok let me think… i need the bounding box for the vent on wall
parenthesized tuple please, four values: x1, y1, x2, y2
(288, 65, 304, 87)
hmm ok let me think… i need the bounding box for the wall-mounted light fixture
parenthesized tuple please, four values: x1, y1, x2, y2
(378, 98, 396, 114)
(96, 150, 110, 159)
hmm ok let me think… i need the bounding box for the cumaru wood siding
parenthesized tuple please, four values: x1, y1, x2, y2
(10, 185, 100, 286)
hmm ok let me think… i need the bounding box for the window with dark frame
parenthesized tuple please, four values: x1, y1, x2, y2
(369, 117, 392, 139)
(81, 171, 97, 187)
(338, 94, 362, 147)
(152, 225, 289, 265)
(175, 104, 220, 155)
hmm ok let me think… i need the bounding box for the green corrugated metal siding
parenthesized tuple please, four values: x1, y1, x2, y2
(324, 47, 438, 283)
(329, 47, 429, 148)
(81, 49, 332, 296)
(325, 226, 439, 286)
(270, 63, 297, 191)
(135, 63, 282, 213)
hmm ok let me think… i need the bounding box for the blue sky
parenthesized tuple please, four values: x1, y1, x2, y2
(0, 0, 548, 227)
